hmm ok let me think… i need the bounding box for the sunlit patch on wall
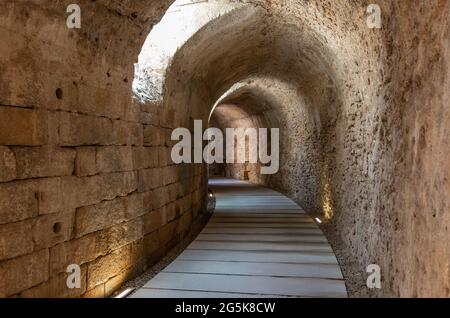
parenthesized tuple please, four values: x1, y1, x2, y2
(321, 168, 334, 221)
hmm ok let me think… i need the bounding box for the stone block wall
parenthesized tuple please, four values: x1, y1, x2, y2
(0, 0, 208, 298)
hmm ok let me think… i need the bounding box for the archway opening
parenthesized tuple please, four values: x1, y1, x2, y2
(208, 97, 276, 185)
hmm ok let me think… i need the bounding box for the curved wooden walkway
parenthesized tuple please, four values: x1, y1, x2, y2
(132, 178, 347, 298)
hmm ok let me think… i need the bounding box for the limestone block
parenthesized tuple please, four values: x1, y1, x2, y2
(161, 128, 173, 147)
(130, 239, 146, 265)
(96, 146, 133, 173)
(13, 146, 76, 179)
(153, 186, 170, 208)
(163, 165, 179, 185)
(75, 200, 123, 238)
(161, 109, 176, 129)
(166, 202, 178, 222)
(75, 193, 144, 237)
(141, 190, 163, 214)
(87, 245, 131, 289)
(37, 172, 138, 215)
(21, 264, 87, 298)
(179, 163, 193, 180)
(99, 218, 143, 253)
(140, 111, 159, 125)
(0, 146, 16, 182)
(167, 183, 179, 202)
(0, 219, 33, 260)
(123, 99, 141, 123)
(0, 28, 38, 107)
(54, 111, 113, 146)
(180, 194, 193, 214)
(178, 210, 193, 236)
(178, 180, 191, 198)
(0, 249, 49, 297)
(0, 107, 44, 145)
(140, 101, 161, 115)
(76, 146, 134, 175)
(143, 125, 161, 146)
(75, 147, 97, 177)
(50, 218, 143, 274)
(104, 258, 145, 297)
(0, 180, 38, 224)
(82, 284, 105, 298)
(143, 231, 162, 265)
(78, 85, 124, 120)
(132, 146, 158, 170)
(112, 120, 143, 146)
(33, 210, 75, 249)
(158, 221, 178, 248)
(143, 209, 167, 235)
(49, 234, 97, 276)
(158, 146, 172, 166)
(138, 168, 163, 192)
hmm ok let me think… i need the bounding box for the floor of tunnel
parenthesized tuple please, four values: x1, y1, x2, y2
(129, 178, 347, 298)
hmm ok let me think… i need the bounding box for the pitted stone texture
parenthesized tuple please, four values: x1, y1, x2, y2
(0, 0, 205, 298)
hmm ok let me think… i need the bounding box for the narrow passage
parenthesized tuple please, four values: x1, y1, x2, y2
(133, 178, 347, 298)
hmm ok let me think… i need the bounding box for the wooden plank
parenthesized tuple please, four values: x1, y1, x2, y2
(216, 202, 298, 205)
(214, 209, 304, 214)
(196, 233, 328, 243)
(209, 216, 314, 224)
(201, 227, 323, 235)
(177, 249, 339, 265)
(131, 288, 301, 298)
(212, 213, 309, 218)
(164, 260, 344, 279)
(143, 272, 347, 298)
(205, 223, 319, 229)
(187, 241, 333, 253)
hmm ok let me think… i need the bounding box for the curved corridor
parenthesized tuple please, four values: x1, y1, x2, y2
(132, 178, 347, 298)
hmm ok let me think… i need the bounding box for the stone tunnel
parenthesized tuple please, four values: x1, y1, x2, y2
(0, 0, 450, 298)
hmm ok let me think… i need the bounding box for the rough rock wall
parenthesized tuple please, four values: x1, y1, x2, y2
(162, 0, 450, 297)
(363, 1, 450, 297)
(0, 0, 209, 298)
